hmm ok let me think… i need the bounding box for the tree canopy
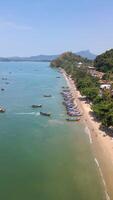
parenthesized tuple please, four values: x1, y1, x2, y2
(94, 49, 113, 72)
(51, 52, 113, 128)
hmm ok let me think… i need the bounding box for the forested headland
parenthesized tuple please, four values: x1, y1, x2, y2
(51, 50, 113, 128)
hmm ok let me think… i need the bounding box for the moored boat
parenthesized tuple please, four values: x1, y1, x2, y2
(5, 82, 10, 85)
(62, 89, 70, 92)
(40, 111, 51, 116)
(32, 104, 42, 108)
(43, 95, 52, 97)
(67, 112, 82, 117)
(62, 86, 69, 89)
(66, 117, 80, 121)
(0, 107, 6, 113)
(61, 87, 82, 119)
(1, 88, 5, 91)
(2, 77, 7, 81)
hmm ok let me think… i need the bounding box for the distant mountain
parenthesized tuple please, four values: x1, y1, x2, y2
(76, 50, 97, 60)
(0, 50, 96, 62)
(28, 55, 58, 61)
(0, 57, 10, 61)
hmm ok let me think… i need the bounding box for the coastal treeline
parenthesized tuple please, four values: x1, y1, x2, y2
(94, 49, 113, 72)
(51, 51, 113, 128)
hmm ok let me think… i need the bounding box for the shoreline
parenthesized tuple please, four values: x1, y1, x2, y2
(62, 69, 113, 200)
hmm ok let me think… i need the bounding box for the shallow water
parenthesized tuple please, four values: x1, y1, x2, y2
(0, 62, 104, 200)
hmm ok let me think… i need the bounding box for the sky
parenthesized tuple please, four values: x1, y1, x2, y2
(0, 0, 113, 56)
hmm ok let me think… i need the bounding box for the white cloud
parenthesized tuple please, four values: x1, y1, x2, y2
(0, 21, 32, 30)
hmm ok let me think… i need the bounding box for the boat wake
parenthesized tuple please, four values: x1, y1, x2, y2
(15, 112, 40, 116)
(35, 112, 40, 116)
(94, 158, 110, 200)
(85, 126, 93, 144)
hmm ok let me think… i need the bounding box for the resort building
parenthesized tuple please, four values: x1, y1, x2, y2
(77, 62, 83, 68)
(87, 67, 104, 79)
(100, 84, 111, 90)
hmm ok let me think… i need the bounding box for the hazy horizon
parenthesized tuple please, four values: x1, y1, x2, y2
(0, 0, 113, 56)
(0, 49, 96, 58)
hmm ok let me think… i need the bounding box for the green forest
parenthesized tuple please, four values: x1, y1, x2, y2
(94, 49, 113, 72)
(51, 51, 113, 128)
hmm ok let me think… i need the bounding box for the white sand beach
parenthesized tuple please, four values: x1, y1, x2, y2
(62, 69, 113, 200)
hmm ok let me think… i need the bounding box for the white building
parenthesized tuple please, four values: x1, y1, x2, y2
(100, 84, 111, 90)
(77, 62, 83, 68)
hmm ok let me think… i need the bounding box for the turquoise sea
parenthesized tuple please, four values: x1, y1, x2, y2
(0, 62, 104, 200)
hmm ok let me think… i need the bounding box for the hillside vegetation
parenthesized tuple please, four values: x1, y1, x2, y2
(94, 49, 113, 72)
(51, 52, 113, 128)
(51, 52, 92, 68)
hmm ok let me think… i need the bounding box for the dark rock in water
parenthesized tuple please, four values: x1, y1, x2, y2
(1, 88, 5, 91)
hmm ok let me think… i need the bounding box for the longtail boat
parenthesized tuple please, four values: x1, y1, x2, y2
(66, 117, 80, 121)
(32, 104, 42, 108)
(40, 111, 51, 117)
(43, 95, 52, 97)
(0, 107, 5, 113)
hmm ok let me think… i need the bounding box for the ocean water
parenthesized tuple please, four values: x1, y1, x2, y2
(0, 62, 104, 200)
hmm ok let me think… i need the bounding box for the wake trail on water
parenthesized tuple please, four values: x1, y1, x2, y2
(85, 126, 93, 144)
(15, 112, 40, 116)
(94, 158, 110, 200)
